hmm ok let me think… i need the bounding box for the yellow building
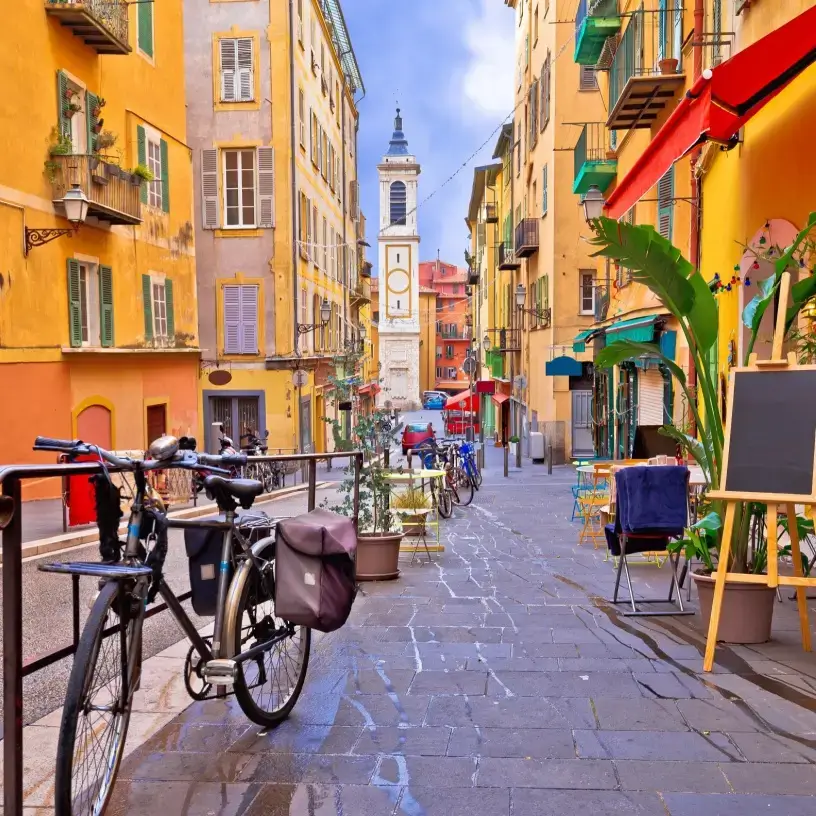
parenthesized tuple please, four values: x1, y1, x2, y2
(503, 0, 608, 461)
(186, 0, 366, 454)
(583, 1, 816, 458)
(0, 0, 198, 497)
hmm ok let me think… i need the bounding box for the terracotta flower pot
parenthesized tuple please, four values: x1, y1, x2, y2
(355, 532, 403, 581)
(659, 58, 679, 75)
(693, 573, 776, 644)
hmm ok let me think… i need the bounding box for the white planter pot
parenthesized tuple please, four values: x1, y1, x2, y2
(509, 442, 517, 457)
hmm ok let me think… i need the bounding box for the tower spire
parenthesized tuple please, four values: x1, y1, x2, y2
(386, 106, 409, 156)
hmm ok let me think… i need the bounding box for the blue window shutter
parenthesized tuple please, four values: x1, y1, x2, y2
(160, 138, 169, 213)
(137, 126, 147, 204)
(99, 265, 114, 347)
(142, 274, 154, 341)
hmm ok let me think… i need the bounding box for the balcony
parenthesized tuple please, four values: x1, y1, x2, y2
(607, 7, 686, 130)
(574, 0, 621, 66)
(440, 328, 471, 340)
(483, 201, 498, 224)
(51, 154, 142, 226)
(350, 277, 371, 306)
(489, 327, 520, 354)
(573, 123, 617, 196)
(497, 242, 520, 271)
(45, 0, 130, 55)
(514, 218, 539, 259)
(467, 258, 480, 285)
(485, 350, 504, 379)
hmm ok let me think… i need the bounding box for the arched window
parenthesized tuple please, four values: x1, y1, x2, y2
(389, 181, 407, 225)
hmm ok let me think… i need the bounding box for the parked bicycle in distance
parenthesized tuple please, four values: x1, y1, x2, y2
(34, 435, 311, 816)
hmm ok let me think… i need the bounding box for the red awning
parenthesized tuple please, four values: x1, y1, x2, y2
(605, 5, 816, 220)
(358, 383, 380, 396)
(491, 393, 509, 406)
(445, 389, 477, 412)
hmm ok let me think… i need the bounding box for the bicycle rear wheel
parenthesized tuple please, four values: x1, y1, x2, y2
(55, 581, 138, 816)
(434, 480, 453, 518)
(225, 540, 311, 728)
(454, 470, 474, 506)
(470, 460, 483, 489)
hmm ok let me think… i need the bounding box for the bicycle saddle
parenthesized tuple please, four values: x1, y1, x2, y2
(203, 476, 264, 509)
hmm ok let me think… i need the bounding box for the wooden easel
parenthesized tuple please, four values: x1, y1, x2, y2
(703, 272, 816, 671)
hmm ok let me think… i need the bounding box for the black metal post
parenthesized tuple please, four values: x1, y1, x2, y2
(3, 476, 23, 816)
(352, 454, 361, 532)
(307, 459, 317, 511)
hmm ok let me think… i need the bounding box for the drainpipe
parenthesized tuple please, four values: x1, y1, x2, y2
(686, 0, 705, 436)
(289, 0, 299, 354)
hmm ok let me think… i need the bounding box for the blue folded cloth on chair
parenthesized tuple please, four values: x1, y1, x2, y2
(616, 466, 688, 536)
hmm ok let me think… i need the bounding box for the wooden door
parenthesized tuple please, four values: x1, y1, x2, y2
(146, 403, 167, 446)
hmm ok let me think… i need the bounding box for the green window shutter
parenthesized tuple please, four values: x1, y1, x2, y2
(137, 126, 147, 204)
(138, 1, 154, 58)
(543, 274, 549, 309)
(99, 265, 114, 347)
(86, 91, 99, 154)
(657, 167, 674, 240)
(160, 138, 169, 213)
(542, 164, 548, 215)
(164, 278, 175, 338)
(67, 259, 82, 347)
(57, 71, 71, 142)
(142, 274, 154, 341)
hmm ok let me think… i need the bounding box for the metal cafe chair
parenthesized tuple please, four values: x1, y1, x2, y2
(605, 465, 694, 617)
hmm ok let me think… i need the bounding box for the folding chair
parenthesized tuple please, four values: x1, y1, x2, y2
(605, 465, 693, 616)
(571, 461, 592, 522)
(578, 463, 612, 547)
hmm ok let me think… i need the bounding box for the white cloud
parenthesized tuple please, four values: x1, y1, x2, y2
(460, 0, 515, 120)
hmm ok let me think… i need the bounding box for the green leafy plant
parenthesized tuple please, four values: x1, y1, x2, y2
(95, 130, 117, 152)
(509, 435, 519, 444)
(131, 163, 155, 183)
(591, 214, 816, 574)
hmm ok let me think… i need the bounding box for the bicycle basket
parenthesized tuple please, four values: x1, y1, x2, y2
(274, 509, 357, 633)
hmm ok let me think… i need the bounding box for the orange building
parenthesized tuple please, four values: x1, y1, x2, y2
(419, 261, 472, 395)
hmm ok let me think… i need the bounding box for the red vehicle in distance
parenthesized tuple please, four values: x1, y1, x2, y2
(401, 422, 436, 456)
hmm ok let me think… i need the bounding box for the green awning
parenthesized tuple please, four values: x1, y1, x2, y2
(573, 329, 593, 353)
(605, 316, 657, 345)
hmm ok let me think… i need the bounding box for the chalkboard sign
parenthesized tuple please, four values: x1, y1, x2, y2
(633, 425, 677, 460)
(723, 368, 816, 499)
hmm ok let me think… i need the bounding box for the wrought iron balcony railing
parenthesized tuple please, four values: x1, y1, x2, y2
(514, 218, 539, 258)
(573, 122, 617, 195)
(45, 0, 130, 55)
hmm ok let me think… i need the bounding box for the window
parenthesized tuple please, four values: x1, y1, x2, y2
(436, 367, 443, 379)
(540, 52, 551, 131)
(147, 138, 162, 209)
(297, 0, 304, 45)
(389, 181, 407, 225)
(312, 205, 319, 267)
(453, 284, 460, 294)
(447, 367, 457, 380)
(68, 261, 94, 347)
(538, 163, 547, 216)
(579, 271, 595, 315)
(311, 111, 319, 165)
(529, 82, 539, 148)
(298, 89, 306, 147)
(579, 66, 598, 91)
(658, 167, 675, 240)
(220, 38, 254, 102)
(223, 284, 259, 354)
(448, 302, 454, 311)
(223, 149, 256, 227)
(436, 345, 442, 358)
(141, 274, 174, 343)
(137, 0, 153, 58)
(515, 122, 521, 177)
(322, 216, 328, 272)
(446, 345, 454, 358)
(534, 4, 539, 43)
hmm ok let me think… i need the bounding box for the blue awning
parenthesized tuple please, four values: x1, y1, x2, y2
(605, 316, 657, 345)
(545, 355, 583, 377)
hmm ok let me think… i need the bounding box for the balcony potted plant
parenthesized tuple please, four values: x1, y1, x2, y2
(131, 163, 154, 187)
(91, 97, 106, 118)
(659, 57, 679, 75)
(391, 486, 432, 538)
(95, 130, 117, 153)
(64, 101, 82, 119)
(590, 213, 816, 644)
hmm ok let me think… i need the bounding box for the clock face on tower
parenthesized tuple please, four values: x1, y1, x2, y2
(387, 268, 409, 294)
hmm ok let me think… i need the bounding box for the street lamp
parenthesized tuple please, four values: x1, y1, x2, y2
(582, 184, 605, 227)
(25, 183, 90, 256)
(483, 334, 492, 351)
(515, 283, 551, 325)
(297, 298, 331, 335)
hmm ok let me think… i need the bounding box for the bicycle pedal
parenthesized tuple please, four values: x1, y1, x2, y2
(200, 659, 237, 686)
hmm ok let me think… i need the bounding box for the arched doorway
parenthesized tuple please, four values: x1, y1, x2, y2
(76, 403, 112, 448)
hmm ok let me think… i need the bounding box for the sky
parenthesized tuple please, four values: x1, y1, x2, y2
(341, 0, 515, 275)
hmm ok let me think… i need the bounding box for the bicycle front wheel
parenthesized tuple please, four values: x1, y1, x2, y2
(55, 581, 138, 816)
(225, 540, 311, 727)
(454, 470, 474, 506)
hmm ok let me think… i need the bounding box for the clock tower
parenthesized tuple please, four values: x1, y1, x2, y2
(377, 108, 421, 409)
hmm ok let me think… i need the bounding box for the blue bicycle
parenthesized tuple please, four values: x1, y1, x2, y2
(457, 440, 482, 491)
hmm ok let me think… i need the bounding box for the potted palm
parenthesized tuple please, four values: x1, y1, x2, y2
(392, 486, 432, 537)
(590, 213, 816, 643)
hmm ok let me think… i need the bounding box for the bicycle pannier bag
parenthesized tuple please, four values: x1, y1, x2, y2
(184, 522, 231, 616)
(274, 509, 357, 632)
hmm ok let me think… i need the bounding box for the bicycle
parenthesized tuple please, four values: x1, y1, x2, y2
(458, 439, 482, 490)
(34, 435, 310, 816)
(241, 429, 281, 493)
(414, 438, 473, 515)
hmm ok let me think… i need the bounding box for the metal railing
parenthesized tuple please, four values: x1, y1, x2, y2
(595, 283, 610, 322)
(51, 154, 142, 224)
(514, 218, 539, 256)
(576, 0, 619, 37)
(609, 6, 685, 114)
(45, 0, 130, 48)
(574, 122, 609, 181)
(1, 450, 362, 816)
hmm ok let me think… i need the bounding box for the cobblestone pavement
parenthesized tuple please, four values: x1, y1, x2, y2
(99, 451, 816, 814)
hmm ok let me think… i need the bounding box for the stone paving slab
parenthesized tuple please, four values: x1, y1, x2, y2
(17, 448, 816, 814)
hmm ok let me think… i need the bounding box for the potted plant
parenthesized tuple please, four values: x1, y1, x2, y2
(95, 130, 117, 153)
(659, 57, 679, 75)
(91, 97, 106, 118)
(131, 163, 154, 187)
(509, 434, 519, 458)
(64, 101, 82, 119)
(322, 347, 404, 580)
(590, 213, 816, 643)
(391, 486, 432, 537)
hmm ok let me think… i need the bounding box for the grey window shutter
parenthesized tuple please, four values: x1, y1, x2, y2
(220, 39, 237, 102)
(67, 259, 82, 347)
(223, 285, 241, 353)
(201, 149, 219, 229)
(99, 265, 114, 347)
(240, 285, 259, 353)
(542, 164, 548, 214)
(160, 138, 170, 213)
(137, 125, 147, 204)
(256, 146, 275, 228)
(142, 274, 154, 341)
(657, 168, 674, 240)
(237, 38, 254, 101)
